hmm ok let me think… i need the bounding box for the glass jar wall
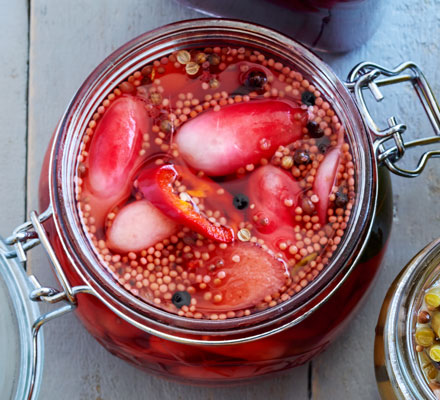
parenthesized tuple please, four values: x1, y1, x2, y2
(37, 20, 391, 384)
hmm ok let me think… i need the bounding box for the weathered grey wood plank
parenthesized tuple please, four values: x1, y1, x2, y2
(312, 1, 440, 398)
(0, 0, 28, 233)
(27, 1, 310, 399)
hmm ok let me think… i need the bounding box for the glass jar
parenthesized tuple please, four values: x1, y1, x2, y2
(0, 239, 44, 400)
(178, 0, 386, 53)
(375, 238, 440, 400)
(3, 19, 440, 394)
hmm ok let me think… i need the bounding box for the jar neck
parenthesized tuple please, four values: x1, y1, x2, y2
(49, 19, 376, 340)
(382, 237, 440, 399)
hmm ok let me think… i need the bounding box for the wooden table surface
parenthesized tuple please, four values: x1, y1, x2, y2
(2, 0, 440, 399)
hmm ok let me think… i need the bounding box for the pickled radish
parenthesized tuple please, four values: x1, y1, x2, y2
(88, 96, 148, 198)
(314, 147, 341, 224)
(175, 100, 307, 176)
(195, 242, 288, 312)
(106, 200, 177, 253)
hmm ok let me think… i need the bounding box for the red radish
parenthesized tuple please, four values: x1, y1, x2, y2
(88, 96, 148, 198)
(195, 242, 288, 312)
(149, 336, 208, 363)
(248, 165, 302, 234)
(202, 338, 287, 362)
(175, 100, 307, 176)
(106, 200, 177, 253)
(314, 147, 341, 224)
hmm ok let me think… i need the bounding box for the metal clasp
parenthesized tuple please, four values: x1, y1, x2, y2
(4, 205, 76, 303)
(1, 206, 95, 400)
(346, 61, 440, 177)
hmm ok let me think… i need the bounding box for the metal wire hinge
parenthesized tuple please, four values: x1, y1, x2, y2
(1, 206, 95, 400)
(346, 61, 440, 177)
(3, 205, 78, 304)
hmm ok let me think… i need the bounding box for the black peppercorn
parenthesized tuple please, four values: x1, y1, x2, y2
(317, 136, 331, 154)
(160, 119, 173, 134)
(334, 190, 348, 208)
(172, 291, 191, 308)
(294, 149, 311, 165)
(306, 121, 324, 138)
(233, 194, 249, 210)
(208, 53, 221, 66)
(244, 69, 267, 94)
(301, 91, 315, 106)
(301, 196, 315, 215)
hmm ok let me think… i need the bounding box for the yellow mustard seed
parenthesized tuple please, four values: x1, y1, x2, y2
(209, 78, 220, 89)
(194, 52, 207, 64)
(431, 311, 440, 336)
(295, 252, 318, 268)
(185, 62, 200, 76)
(429, 345, 440, 362)
(425, 286, 440, 308)
(281, 155, 294, 169)
(238, 228, 251, 242)
(177, 50, 191, 64)
(425, 363, 438, 380)
(415, 327, 435, 347)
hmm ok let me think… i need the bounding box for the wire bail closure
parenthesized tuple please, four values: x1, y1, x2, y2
(1, 206, 92, 400)
(346, 61, 440, 177)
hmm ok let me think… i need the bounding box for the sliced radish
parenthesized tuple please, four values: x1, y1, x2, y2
(88, 96, 149, 198)
(195, 242, 288, 312)
(314, 147, 341, 224)
(106, 200, 177, 253)
(175, 100, 307, 176)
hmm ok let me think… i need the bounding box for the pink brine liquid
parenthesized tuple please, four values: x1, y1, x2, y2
(75, 45, 355, 320)
(36, 40, 393, 383)
(40, 41, 392, 385)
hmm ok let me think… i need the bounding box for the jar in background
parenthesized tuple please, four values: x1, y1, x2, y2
(178, 0, 386, 53)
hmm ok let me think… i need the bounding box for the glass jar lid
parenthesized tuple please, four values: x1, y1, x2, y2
(0, 238, 44, 400)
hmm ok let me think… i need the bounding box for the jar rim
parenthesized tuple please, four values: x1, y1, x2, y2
(48, 19, 376, 339)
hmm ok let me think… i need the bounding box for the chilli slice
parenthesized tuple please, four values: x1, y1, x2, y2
(136, 164, 239, 243)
